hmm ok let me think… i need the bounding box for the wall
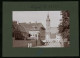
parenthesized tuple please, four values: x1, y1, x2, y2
(40, 28, 45, 40)
(13, 39, 37, 47)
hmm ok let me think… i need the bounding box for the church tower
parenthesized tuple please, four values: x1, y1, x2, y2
(46, 13, 50, 40)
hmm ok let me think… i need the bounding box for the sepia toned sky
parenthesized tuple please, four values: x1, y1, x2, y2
(12, 11, 62, 28)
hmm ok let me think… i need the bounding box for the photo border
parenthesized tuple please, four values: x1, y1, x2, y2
(2, 1, 79, 57)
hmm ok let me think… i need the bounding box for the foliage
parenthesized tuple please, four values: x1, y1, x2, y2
(58, 10, 70, 41)
(12, 22, 24, 40)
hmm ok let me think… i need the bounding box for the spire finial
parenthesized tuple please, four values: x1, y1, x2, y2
(47, 12, 49, 18)
(46, 11, 50, 21)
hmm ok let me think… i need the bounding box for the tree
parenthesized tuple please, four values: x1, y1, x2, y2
(58, 10, 70, 47)
(12, 21, 24, 40)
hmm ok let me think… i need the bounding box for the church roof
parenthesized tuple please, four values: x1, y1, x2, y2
(50, 27, 59, 34)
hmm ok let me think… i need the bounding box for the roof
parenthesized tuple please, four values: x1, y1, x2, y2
(50, 27, 59, 34)
(18, 24, 26, 32)
(19, 23, 45, 32)
(50, 33, 56, 39)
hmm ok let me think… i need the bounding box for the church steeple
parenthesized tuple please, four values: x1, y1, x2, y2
(46, 12, 50, 40)
(47, 13, 49, 18)
(46, 13, 50, 21)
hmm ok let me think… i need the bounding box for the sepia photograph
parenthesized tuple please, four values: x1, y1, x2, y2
(2, 1, 79, 57)
(12, 11, 70, 48)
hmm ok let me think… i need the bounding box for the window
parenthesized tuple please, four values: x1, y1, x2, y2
(28, 34, 31, 37)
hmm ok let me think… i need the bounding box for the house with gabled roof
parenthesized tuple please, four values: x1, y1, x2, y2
(19, 22, 45, 40)
(13, 21, 45, 47)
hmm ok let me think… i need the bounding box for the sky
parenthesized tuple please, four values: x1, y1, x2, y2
(12, 11, 62, 28)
